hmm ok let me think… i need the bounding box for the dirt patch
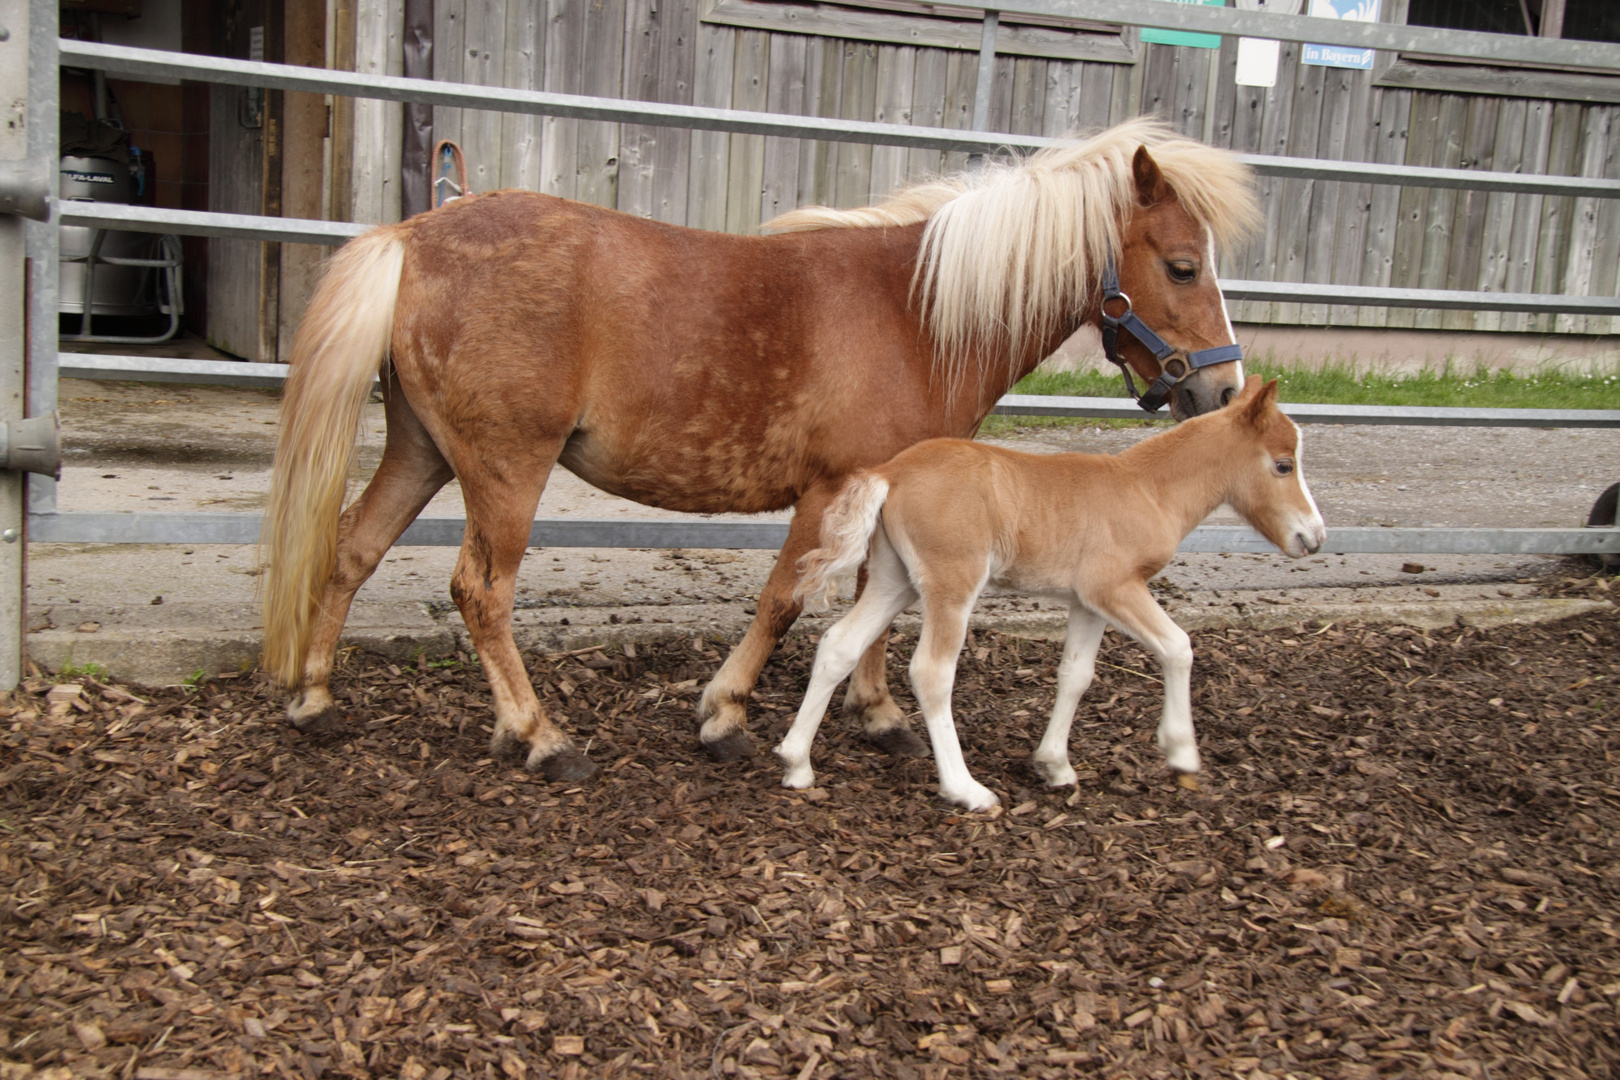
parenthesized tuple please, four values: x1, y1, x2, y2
(2, 606, 1618, 1079)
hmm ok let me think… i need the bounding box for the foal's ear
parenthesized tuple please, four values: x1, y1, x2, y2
(1132, 146, 1175, 207)
(1241, 378, 1281, 425)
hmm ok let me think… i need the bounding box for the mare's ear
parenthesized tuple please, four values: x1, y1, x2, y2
(1241, 378, 1281, 425)
(1132, 146, 1175, 207)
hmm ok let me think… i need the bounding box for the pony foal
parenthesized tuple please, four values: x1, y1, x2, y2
(776, 377, 1325, 810)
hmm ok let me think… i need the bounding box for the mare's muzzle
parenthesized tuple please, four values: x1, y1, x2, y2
(1099, 257, 1243, 414)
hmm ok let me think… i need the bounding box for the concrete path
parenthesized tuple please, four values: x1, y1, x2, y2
(27, 378, 1616, 684)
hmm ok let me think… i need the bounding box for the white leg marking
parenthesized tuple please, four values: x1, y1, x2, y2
(1090, 584, 1201, 776)
(1030, 603, 1107, 788)
(909, 586, 998, 811)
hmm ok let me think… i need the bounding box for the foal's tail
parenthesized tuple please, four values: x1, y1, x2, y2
(795, 473, 891, 612)
(260, 227, 408, 688)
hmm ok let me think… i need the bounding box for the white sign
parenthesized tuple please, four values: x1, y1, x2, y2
(1236, 37, 1281, 86)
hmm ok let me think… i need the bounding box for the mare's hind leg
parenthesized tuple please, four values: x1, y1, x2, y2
(698, 486, 835, 761)
(841, 566, 927, 758)
(288, 383, 454, 730)
(450, 451, 596, 782)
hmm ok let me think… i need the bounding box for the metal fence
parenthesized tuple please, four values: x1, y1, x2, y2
(4, 0, 1619, 683)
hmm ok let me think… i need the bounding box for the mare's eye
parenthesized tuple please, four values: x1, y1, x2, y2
(1168, 262, 1197, 283)
(1274, 459, 1295, 476)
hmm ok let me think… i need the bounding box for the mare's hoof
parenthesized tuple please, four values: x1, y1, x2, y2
(865, 726, 929, 758)
(490, 728, 525, 760)
(1175, 773, 1201, 792)
(532, 748, 598, 783)
(703, 730, 758, 762)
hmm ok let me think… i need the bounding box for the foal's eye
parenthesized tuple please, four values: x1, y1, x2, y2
(1168, 262, 1197, 283)
(1274, 459, 1295, 476)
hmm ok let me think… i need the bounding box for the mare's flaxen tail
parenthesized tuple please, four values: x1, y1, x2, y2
(260, 227, 409, 687)
(794, 472, 891, 612)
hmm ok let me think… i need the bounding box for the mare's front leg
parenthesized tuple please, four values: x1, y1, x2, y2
(697, 486, 835, 761)
(1088, 582, 1200, 780)
(1029, 602, 1108, 788)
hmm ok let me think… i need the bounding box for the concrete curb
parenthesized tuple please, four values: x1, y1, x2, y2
(24, 595, 1613, 687)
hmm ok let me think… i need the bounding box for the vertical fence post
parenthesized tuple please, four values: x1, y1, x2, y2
(970, 10, 1000, 134)
(0, 0, 30, 689)
(26, 0, 57, 523)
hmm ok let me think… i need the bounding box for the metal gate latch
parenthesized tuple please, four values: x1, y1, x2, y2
(0, 413, 60, 478)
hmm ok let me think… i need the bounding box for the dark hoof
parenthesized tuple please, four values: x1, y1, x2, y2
(490, 728, 525, 760)
(533, 748, 598, 783)
(703, 730, 758, 763)
(864, 726, 930, 758)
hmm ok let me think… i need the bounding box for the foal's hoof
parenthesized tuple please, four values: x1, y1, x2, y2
(864, 726, 929, 759)
(287, 707, 349, 736)
(702, 730, 758, 763)
(529, 747, 598, 783)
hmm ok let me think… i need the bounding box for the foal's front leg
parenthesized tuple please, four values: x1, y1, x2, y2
(1089, 583, 1200, 778)
(1029, 602, 1107, 788)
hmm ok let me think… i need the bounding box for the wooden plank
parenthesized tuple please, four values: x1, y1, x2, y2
(986, 54, 1014, 136)
(1441, 95, 1499, 333)
(1075, 60, 1113, 133)
(799, 35, 831, 206)
(1138, 42, 1176, 126)
(1114, 33, 1145, 125)
(834, 41, 879, 207)
(1387, 91, 1440, 331)
(867, 45, 917, 199)
(1040, 59, 1077, 137)
(326, 0, 357, 223)
(429, 0, 463, 178)
(352, 0, 404, 226)
(458, 0, 506, 197)
(1356, 87, 1411, 329)
(653, 0, 701, 224)
(725, 28, 770, 233)
(1589, 106, 1620, 336)
(576, 0, 627, 207)
(1325, 66, 1374, 326)
(1241, 40, 1299, 326)
(539, 0, 580, 200)
(1008, 57, 1046, 137)
(687, 21, 736, 231)
(1207, 35, 1238, 149)
(1473, 97, 1528, 333)
(1557, 105, 1609, 335)
(1529, 101, 1583, 333)
(1500, 98, 1552, 333)
(1223, 55, 1267, 313)
(905, 45, 948, 178)
(1272, 59, 1324, 326)
(1300, 63, 1352, 328)
(1412, 94, 1465, 332)
(278, 0, 328, 361)
(621, 0, 700, 221)
(500, 0, 543, 193)
(760, 32, 807, 222)
(940, 47, 975, 174)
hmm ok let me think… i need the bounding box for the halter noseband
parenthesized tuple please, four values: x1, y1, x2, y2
(1099, 256, 1244, 413)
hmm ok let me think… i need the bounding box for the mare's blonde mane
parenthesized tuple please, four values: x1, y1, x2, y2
(765, 119, 1259, 388)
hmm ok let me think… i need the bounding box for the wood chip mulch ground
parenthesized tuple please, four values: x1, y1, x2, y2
(2, 595, 1619, 1080)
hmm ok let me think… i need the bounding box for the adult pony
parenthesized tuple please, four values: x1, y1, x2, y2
(261, 118, 1258, 781)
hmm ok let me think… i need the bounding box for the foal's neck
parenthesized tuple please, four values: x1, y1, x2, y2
(1119, 415, 1247, 536)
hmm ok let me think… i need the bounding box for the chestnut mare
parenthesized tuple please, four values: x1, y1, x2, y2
(779, 377, 1326, 810)
(261, 119, 1258, 781)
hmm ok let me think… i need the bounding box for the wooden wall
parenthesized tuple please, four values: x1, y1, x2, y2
(348, 0, 1620, 335)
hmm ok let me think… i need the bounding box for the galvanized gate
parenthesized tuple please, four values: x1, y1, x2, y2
(3, 0, 1620, 689)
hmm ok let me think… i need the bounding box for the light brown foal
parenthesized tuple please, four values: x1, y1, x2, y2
(778, 378, 1325, 810)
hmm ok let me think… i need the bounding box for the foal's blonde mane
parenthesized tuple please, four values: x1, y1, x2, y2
(765, 119, 1258, 389)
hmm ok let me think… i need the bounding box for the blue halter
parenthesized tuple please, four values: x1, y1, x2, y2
(1098, 256, 1244, 413)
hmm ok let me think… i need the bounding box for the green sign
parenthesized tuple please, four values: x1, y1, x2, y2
(1139, 0, 1225, 49)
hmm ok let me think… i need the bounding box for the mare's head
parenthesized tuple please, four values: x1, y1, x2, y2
(1110, 144, 1251, 421)
(1221, 377, 1326, 558)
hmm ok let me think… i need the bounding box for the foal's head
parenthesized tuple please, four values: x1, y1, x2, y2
(1111, 146, 1247, 421)
(1222, 377, 1327, 559)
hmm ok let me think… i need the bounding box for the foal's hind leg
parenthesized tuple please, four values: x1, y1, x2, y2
(288, 384, 454, 730)
(450, 449, 595, 782)
(841, 566, 927, 758)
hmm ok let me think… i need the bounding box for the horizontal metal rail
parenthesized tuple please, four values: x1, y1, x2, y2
(61, 356, 1620, 427)
(58, 41, 1620, 201)
(48, 207, 1620, 319)
(28, 513, 1620, 555)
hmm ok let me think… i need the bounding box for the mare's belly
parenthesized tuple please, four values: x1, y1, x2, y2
(556, 428, 803, 515)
